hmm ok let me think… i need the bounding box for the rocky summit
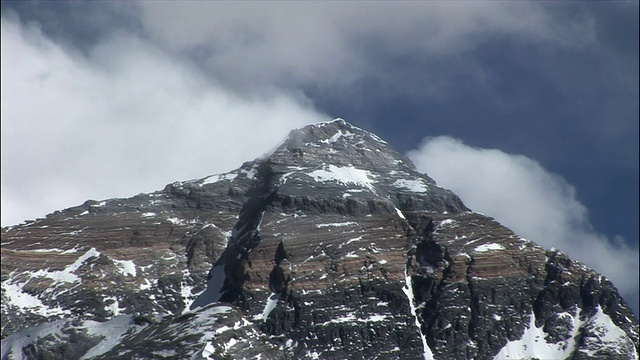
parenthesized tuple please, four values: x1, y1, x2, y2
(1, 118, 638, 360)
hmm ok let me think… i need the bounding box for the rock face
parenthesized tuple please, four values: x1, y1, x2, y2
(1, 119, 638, 359)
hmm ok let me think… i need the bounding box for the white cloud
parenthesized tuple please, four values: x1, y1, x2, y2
(136, 2, 596, 91)
(1, 16, 327, 226)
(408, 136, 638, 307)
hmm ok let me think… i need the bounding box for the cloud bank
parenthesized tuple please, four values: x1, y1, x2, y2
(137, 2, 596, 93)
(408, 136, 639, 308)
(1, 16, 326, 226)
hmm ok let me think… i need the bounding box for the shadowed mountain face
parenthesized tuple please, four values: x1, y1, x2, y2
(1, 119, 638, 360)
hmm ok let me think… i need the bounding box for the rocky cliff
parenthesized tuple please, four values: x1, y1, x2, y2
(1, 119, 638, 359)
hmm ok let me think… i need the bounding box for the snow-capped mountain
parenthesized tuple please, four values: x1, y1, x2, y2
(1, 119, 638, 359)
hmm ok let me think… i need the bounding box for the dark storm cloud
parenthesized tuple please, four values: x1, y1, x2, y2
(304, 1, 639, 249)
(1, 0, 143, 53)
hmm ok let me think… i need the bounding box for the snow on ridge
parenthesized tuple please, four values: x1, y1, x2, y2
(20, 248, 67, 253)
(166, 217, 185, 225)
(316, 222, 357, 228)
(474, 243, 505, 253)
(189, 265, 227, 310)
(319, 129, 355, 145)
(494, 306, 636, 360)
(438, 219, 456, 228)
(392, 178, 428, 193)
(61, 246, 81, 254)
(240, 166, 258, 179)
(307, 119, 390, 147)
(307, 164, 377, 191)
(312, 118, 348, 127)
(30, 247, 102, 284)
(312, 118, 388, 144)
(104, 296, 122, 316)
(2, 282, 70, 317)
(2, 249, 99, 315)
(579, 306, 638, 359)
(317, 313, 389, 326)
(180, 270, 197, 313)
(402, 272, 435, 360)
(112, 259, 137, 277)
(494, 311, 578, 360)
(1, 320, 69, 360)
(139, 278, 152, 291)
(80, 315, 148, 360)
(259, 293, 280, 322)
(201, 172, 237, 186)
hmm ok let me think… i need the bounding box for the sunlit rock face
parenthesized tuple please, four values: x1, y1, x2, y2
(2, 119, 638, 360)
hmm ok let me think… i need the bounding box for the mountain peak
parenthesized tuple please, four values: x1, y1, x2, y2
(235, 118, 469, 216)
(2, 119, 638, 359)
(272, 118, 387, 156)
(266, 118, 411, 174)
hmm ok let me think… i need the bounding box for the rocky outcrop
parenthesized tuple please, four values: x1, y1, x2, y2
(2, 119, 638, 359)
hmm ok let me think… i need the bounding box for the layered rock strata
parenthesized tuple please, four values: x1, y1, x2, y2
(2, 119, 638, 359)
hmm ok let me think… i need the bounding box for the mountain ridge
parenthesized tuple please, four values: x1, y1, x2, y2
(1, 118, 638, 359)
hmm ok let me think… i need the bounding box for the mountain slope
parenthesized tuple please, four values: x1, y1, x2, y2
(1, 119, 638, 359)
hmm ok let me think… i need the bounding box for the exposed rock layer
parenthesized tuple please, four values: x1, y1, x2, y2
(2, 119, 638, 359)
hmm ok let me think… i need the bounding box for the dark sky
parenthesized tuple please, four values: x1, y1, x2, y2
(1, 1, 637, 311)
(306, 2, 639, 244)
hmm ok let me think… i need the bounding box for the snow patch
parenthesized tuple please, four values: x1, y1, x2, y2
(1, 320, 68, 360)
(307, 165, 377, 191)
(139, 278, 153, 291)
(319, 129, 355, 144)
(493, 306, 636, 360)
(113, 259, 137, 277)
(104, 296, 122, 316)
(26, 248, 67, 253)
(438, 219, 456, 227)
(240, 166, 258, 179)
(61, 246, 81, 254)
(199, 342, 216, 359)
(190, 265, 227, 310)
(402, 273, 435, 360)
(2, 282, 70, 317)
(474, 243, 505, 252)
(30, 247, 101, 284)
(166, 217, 185, 225)
(80, 315, 145, 359)
(578, 306, 638, 359)
(494, 311, 582, 360)
(201, 172, 237, 185)
(392, 179, 429, 193)
(316, 222, 357, 228)
(181, 271, 197, 313)
(318, 313, 389, 325)
(260, 293, 280, 322)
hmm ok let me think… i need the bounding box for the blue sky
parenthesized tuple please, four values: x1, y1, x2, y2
(1, 2, 637, 312)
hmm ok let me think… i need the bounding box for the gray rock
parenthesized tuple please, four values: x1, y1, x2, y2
(2, 119, 637, 359)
